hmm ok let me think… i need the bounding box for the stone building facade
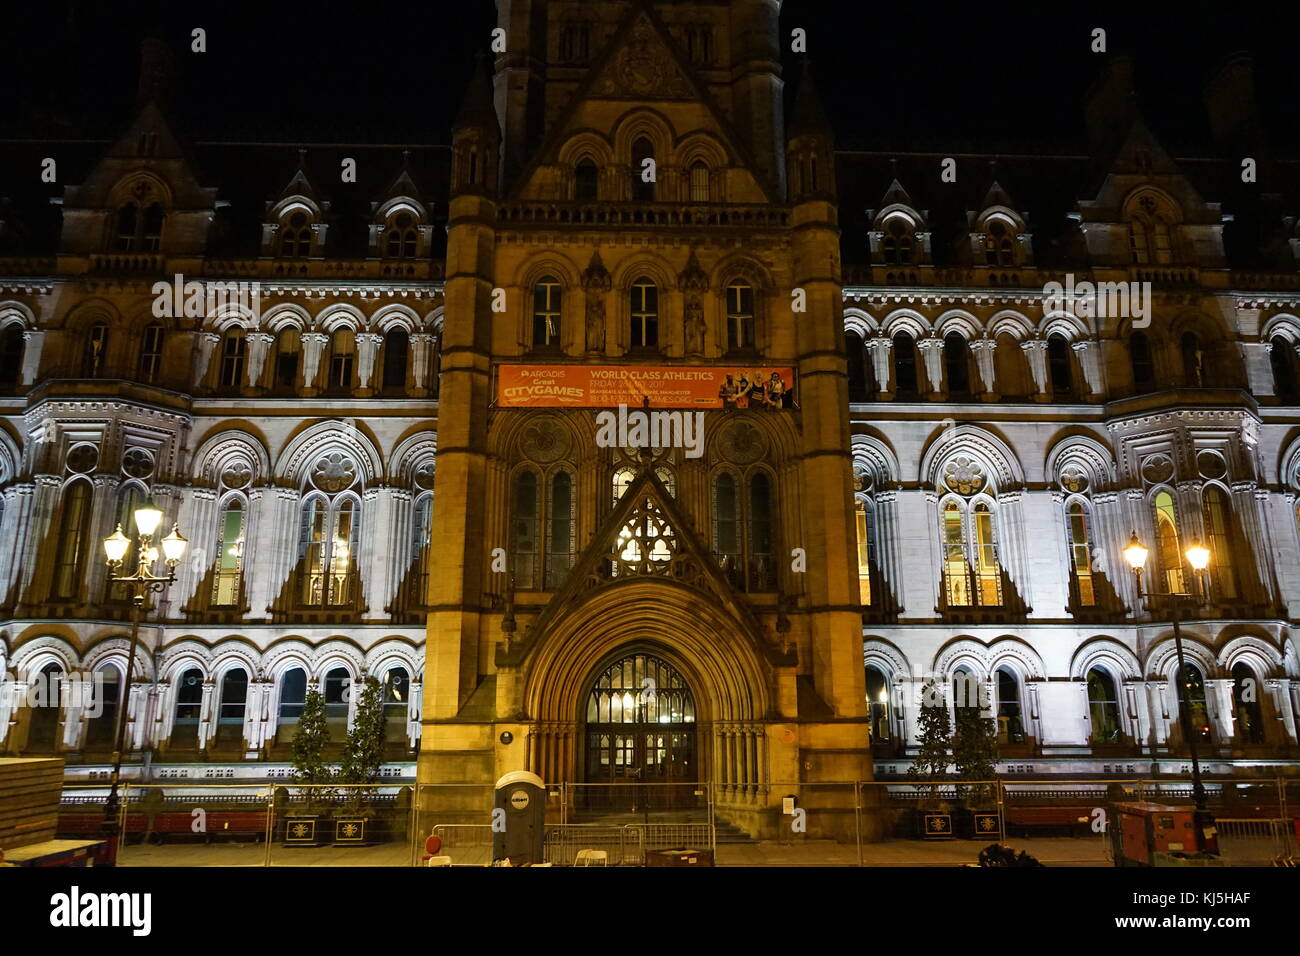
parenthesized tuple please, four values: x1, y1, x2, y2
(1, 1, 1298, 836)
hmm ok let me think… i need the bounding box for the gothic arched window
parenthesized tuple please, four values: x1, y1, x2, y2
(944, 332, 971, 398)
(278, 668, 307, 722)
(511, 469, 540, 589)
(280, 210, 312, 257)
(1178, 662, 1212, 745)
(0, 325, 23, 390)
(533, 276, 562, 349)
(1130, 331, 1155, 393)
(1202, 485, 1238, 600)
(297, 470, 360, 609)
(384, 212, 418, 258)
(1231, 661, 1265, 744)
(938, 457, 1003, 607)
(689, 161, 710, 203)
(219, 329, 247, 389)
(893, 332, 918, 398)
(1047, 334, 1074, 398)
(138, 323, 164, 383)
(1065, 497, 1097, 607)
(575, 159, 599, 201)
(631, 137, 655, 202)
(1152, 489, 1185, 595)
(726, 281, 755, 352)
(711, 469, 776, 592)
(1086, 666, 1122, 743)
(996, 668, 1025, 744)
(212, 497, 246, 607)
(1270, 335, 1299, 402)
(52, 480, 93, 600)
(84, 323, 109, 377)
(545, 470, 575, 589)
(629, 279, 658, 349)
(882, 218, 915, 264)
(173, 668, 204, 741)
(216, 669, 248, 746)
(984, 219, 1015, 266)
(865, 664, 890, 742)
(382, 327, 409, 391)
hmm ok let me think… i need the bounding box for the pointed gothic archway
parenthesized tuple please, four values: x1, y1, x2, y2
(581, 647, 698, 811)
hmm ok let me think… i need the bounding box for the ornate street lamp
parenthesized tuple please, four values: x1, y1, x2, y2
(1123, 530, 1216, 854)
(99, 499, 187, 866)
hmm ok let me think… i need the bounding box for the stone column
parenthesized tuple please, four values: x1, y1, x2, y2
(355, 332, 384, 395)
(865, 335, 893, 397)
(407, 676, 423, 749)
(917, 336, 945, 398)
(247, 487, 300, 619)
(970, 337, 998, 400)
(1072, 340, 1103, 399)
(360, 485, 391, 619)
(1266, 679, 1297, 745)
(1021, 339, 1050, 401)
(19, 330, 45, 386)
(300, 332, 329, 396)
(191, 332, 220, 389)
(244, 331, 274, 392)
(197, 679, 217, 750)
(16, 476, 60, 609)
(1206, 678, 1235, 747)
(410, 332, 435, 396)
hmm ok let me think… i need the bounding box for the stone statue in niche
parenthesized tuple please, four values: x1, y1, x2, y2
(582, 250, 611, 354)
(585, 291, 605, 354)
(684, 294, 705, 357)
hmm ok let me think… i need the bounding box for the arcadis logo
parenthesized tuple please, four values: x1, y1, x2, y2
(49, 886, 152, 937)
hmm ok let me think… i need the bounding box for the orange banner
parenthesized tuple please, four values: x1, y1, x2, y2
(496, 365, 796, 409)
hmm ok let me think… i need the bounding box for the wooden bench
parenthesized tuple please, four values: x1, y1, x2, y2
(1004, 806, 1094, 837)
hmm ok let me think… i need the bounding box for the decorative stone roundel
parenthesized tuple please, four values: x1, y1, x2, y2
(310, 452, 358, 493)
(719, 421, 766, 465)
(1197, 451, 1227, 481)
(1059, 465, 1089, 494)
(221, 461, 253, 489)
(413, 460, 436, 491)
(66, 443, 99, 475)
(1141, 455, 1174, 485)
(122, 447, 155, 480)
(943, 456, 985, 496)
(520, 417, 570, 464)
(853, 468, 874, 493)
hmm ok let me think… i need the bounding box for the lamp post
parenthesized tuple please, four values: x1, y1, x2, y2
(99, 499, 188, 866)
(1123, 531, 1215, 854)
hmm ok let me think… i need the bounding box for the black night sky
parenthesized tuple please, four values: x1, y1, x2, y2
(5, 0, 1300, 150)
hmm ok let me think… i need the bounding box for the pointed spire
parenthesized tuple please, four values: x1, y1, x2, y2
(454, 51, 499, 135)
(787, 61, 833, 142)
(135, 36, 175, 111)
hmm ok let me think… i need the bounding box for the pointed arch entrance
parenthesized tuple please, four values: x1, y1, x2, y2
(582, 649, 697, 809)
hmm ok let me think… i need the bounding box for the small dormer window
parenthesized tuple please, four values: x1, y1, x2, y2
(984, 220, 1015, 266)
(1127, 194, 1175, 266)
(882, 218, 915, 265)
(385, 212, 418, 258)
(280, 211, 312, 258)
(115, 201, 164, 252)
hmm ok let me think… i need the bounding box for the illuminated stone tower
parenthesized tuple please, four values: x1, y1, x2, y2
(420, 0, 873, 838)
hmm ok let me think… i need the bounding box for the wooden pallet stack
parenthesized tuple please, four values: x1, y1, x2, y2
(0, 757, 65, 851)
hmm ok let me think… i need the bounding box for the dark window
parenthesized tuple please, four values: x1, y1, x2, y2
(0, 326, 25, 389)
(893, 332, 918, 397)
(944, 333, 970, 398)
(385, 212, 418, 259)
(689, 162, 709, 203)
(1179, 663, 1213, 745)
(575, 160, 598, 201)
(866, 665, 890, 741)
(997, 668, 1025, 744)
(845, 331, 868, 400)
(52, 480, 93, 599)
(324, 667, 351, 720)
(631, 138, 655, 202)
(1086, 667, 1121, 743)
(1270, 336, 1298, 401)
(382, 327, 409, 391)
(275, 329, 300, 390)
(174, 669, 204, 727)
(280, 211, 311, 257)
(1130, 331, 1155, 392)
(1181, 332, 1204, 386)
(279, 668, 307, 722)
(748, 472, 775, 591)
(1047, 334, 1073, 398)
(84, 324, 109, 377)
